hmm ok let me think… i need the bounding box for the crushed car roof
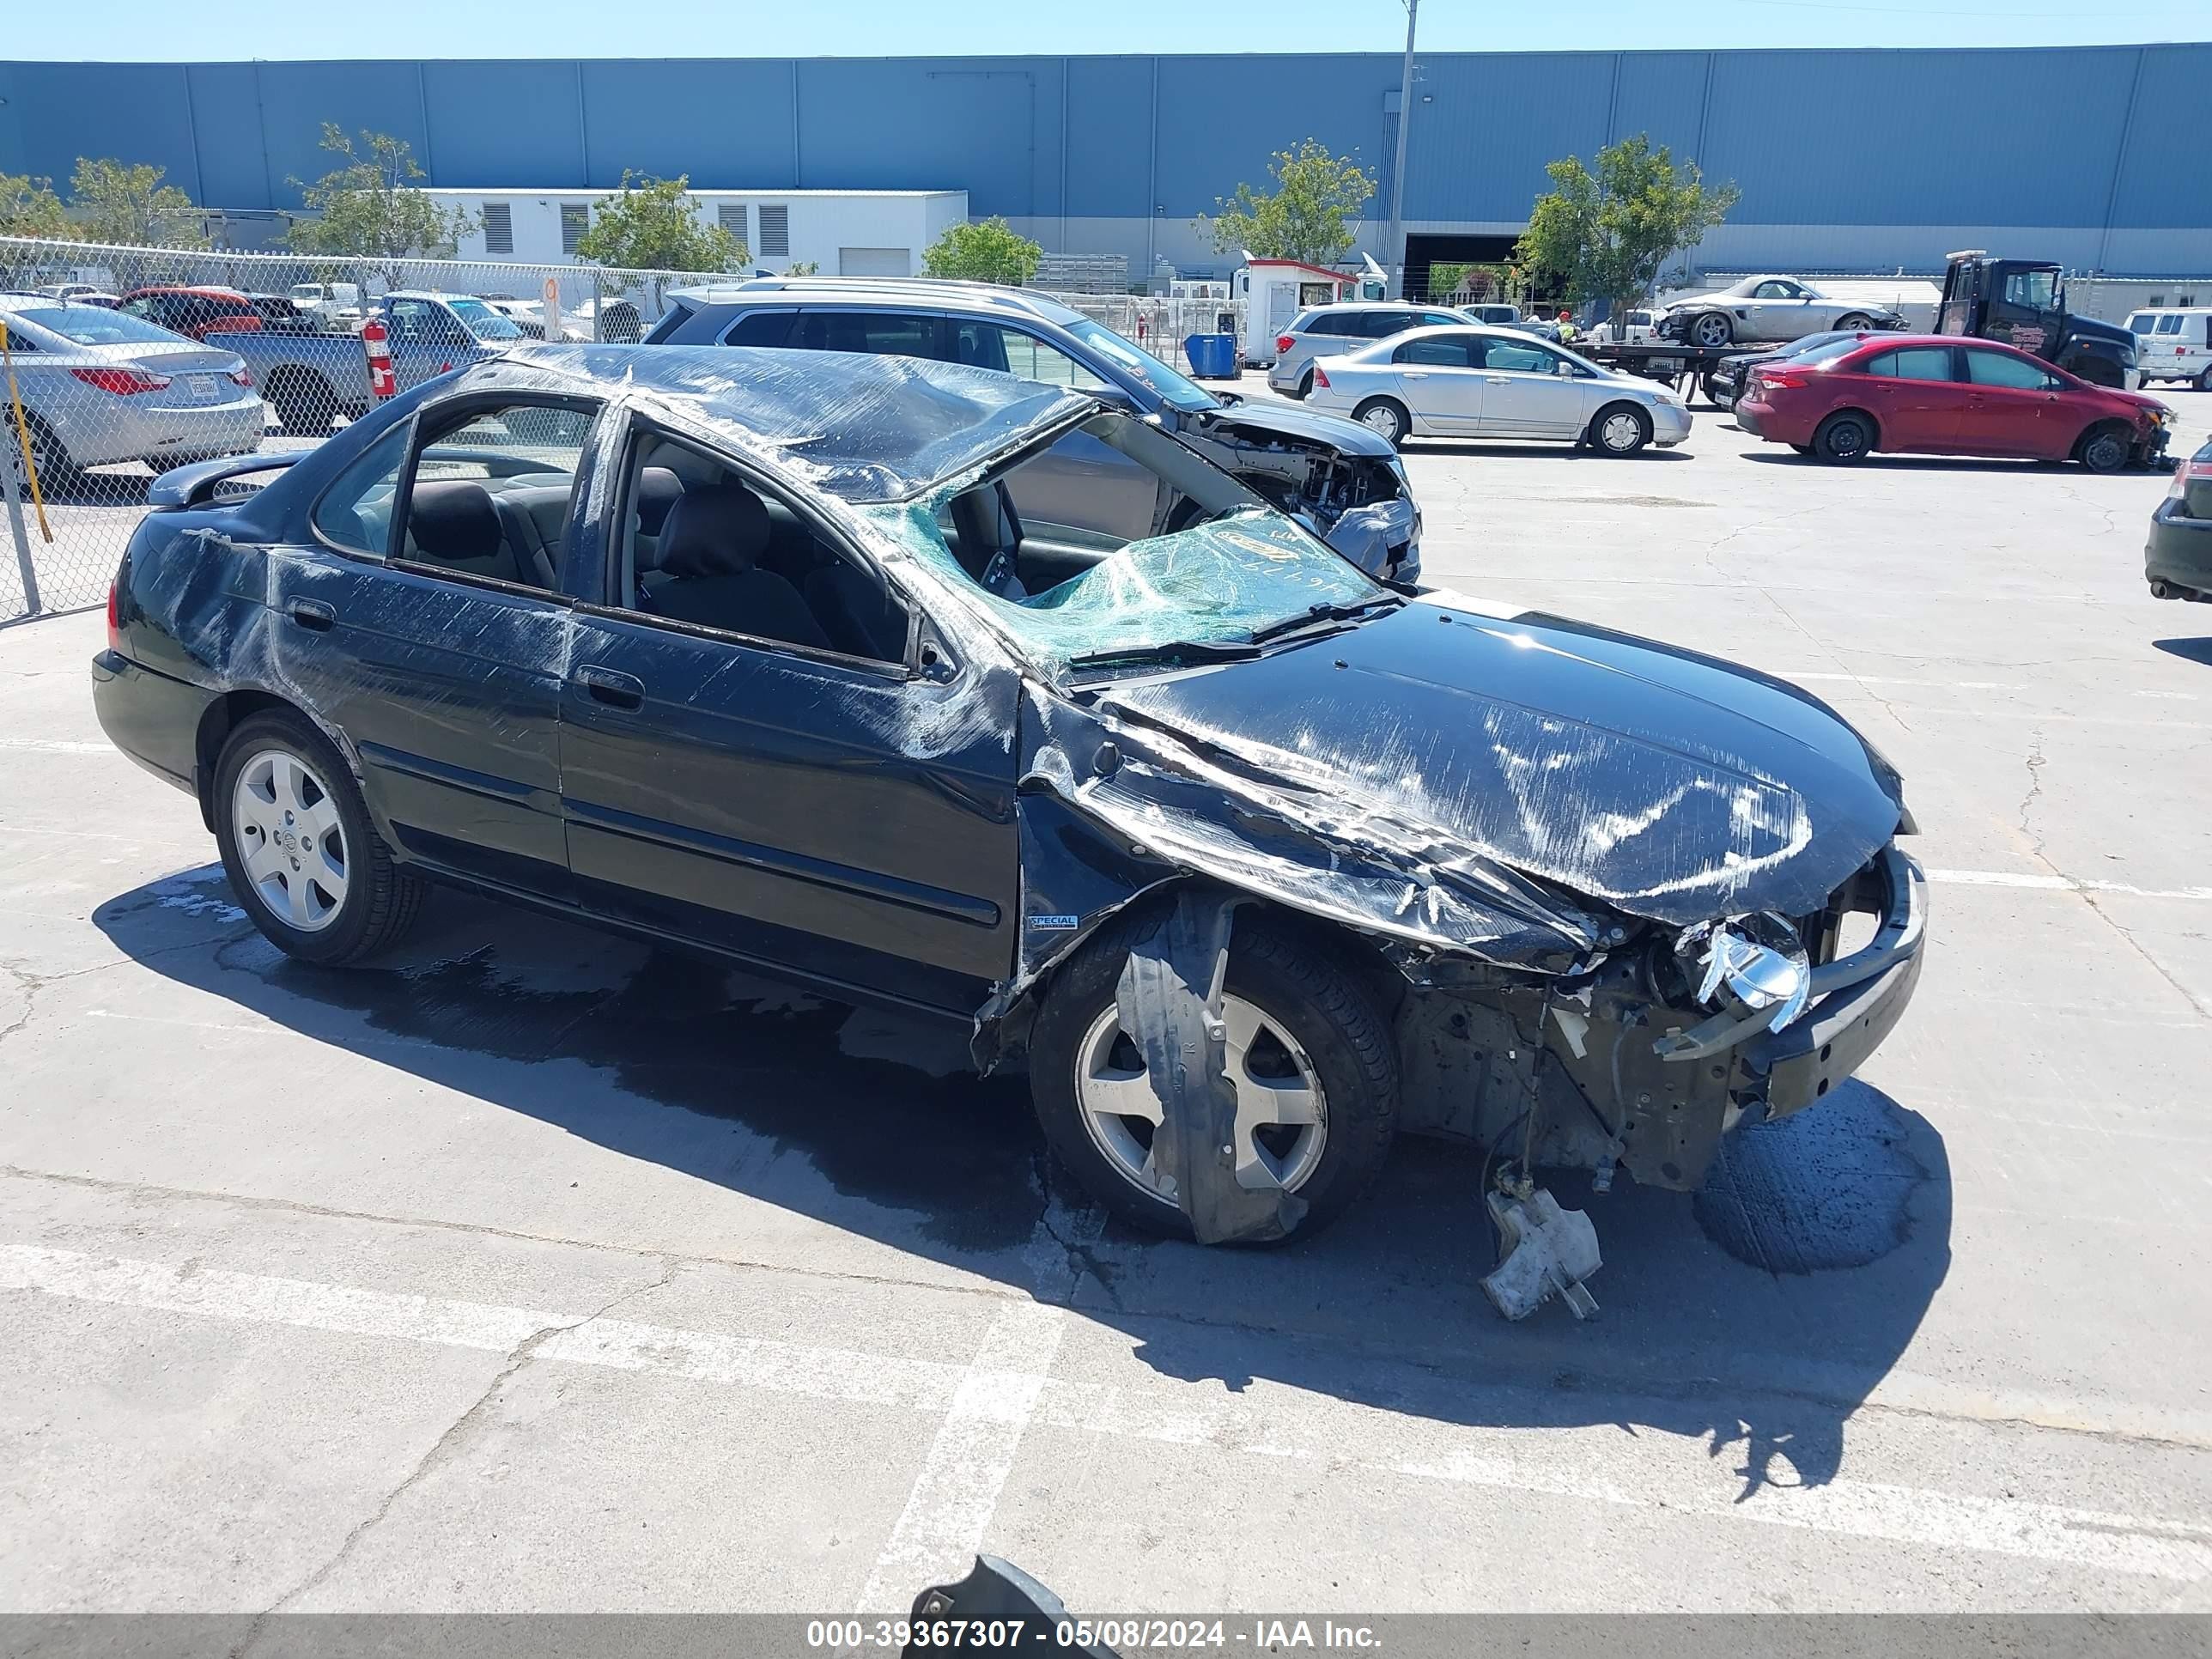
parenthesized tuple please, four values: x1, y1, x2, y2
(461, 343, 1095, 503)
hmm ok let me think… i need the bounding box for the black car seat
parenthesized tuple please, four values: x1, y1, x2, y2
(629, 466, 684, 569)
(642, 484, 831, 651)
(406, 480, 526, 585)
(490, 485, 572, 587)
(946, 483, 1027, 599)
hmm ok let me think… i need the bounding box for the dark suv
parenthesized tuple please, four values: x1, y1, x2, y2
(646, 279, 1421, 585)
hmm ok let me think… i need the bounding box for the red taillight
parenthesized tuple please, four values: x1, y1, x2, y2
(1276, 335, 1296, 355)
(1312, 365, 1330, 389)
(1760, 368, 1813, 391)
(2166, 458, 2212, 501)
(106, 576, 122, 654)
(229, 367, 253, 388)
(70, 366, 171, 396)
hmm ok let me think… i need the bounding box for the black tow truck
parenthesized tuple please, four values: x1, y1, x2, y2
(1577, 252, 2140, 406)
(1929, 250, 2136, 387)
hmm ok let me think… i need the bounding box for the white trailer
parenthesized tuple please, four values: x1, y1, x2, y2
(1232, 257, 1360, 366)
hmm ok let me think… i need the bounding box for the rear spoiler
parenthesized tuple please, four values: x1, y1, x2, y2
(147, 450, 307, 509)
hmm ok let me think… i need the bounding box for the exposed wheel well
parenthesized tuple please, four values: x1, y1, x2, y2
(193, 690, 305, 829)
(2072, 417, 2130, 460)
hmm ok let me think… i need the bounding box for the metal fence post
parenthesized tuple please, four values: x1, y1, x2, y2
(1, 444, 40, 622)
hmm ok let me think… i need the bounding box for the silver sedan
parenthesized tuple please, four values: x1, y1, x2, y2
(0, 295, 265, 488)
(1654, 276, 1904, 347)
(1300, 325, 1692, 455)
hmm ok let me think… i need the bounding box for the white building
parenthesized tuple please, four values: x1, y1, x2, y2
(422, 188, 969, 277)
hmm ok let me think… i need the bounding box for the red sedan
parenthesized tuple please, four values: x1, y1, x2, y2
(1735, 334, 2172, 471)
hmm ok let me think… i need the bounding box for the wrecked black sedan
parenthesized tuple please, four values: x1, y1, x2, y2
(92, 344, 1925, 1279)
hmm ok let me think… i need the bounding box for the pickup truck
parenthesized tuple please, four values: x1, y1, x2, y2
(205, 291, 524, 435)
(1933, 252, 2136, 388)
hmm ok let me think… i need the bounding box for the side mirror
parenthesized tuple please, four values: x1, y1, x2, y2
(1555, 359, 1577, 378)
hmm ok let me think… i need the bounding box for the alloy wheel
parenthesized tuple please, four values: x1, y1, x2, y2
(1357, 404, 1405, 443)
(1073, 995, 1328, 1201)
(231, 748, 349, 931)
(1601, 411, 1646, 453)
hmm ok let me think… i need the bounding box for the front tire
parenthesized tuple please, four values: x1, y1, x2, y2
(1813, 409, 1875, 463)
(1589, 403, 1653, 455)
(1029, 911, 1399, 1243)
(1690, 312, 1733, 348)
(2077, 422, 2130, 474)
(214, 710, 423, 966)
(1351, 397, 1409, 448)
(1835, 313, 1875, 331)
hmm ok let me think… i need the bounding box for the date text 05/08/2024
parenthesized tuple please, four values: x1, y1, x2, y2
(805, 1618, 1383, 1650)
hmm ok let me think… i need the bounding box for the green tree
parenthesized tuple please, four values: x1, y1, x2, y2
(1425, 261, 1471, 302)
(69, 158, 204, 247)
(1197, 139, 1376, 268)
(1514, 135, 1738, 321)
(921, 216, 1042, 285)
(575, 173, 746, 273)
(289, 127, 474, 282)
(2, 173, 69, 240)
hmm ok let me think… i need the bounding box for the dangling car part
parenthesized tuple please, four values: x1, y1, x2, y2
(93, 344, 1924, 1271)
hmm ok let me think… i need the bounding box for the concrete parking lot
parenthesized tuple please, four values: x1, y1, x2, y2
(3, 388, 2210, 1621)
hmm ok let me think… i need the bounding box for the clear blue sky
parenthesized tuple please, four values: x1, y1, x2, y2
(5, 0, 2206, 58)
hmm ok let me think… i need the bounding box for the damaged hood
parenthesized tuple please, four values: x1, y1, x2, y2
(1091, 597, 1907, 928)
(1190, 397, 1399, 458)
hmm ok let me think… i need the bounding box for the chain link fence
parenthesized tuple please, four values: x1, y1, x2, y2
(1, 234, 1247, 624)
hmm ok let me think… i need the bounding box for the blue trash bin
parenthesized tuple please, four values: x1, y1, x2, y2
(1183, 333, 1237, 380)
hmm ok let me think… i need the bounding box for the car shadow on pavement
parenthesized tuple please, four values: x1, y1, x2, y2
(2153, 637, 2212, 667)
(1398, 441, 1693, 462)
(94, 867, 1951, 1500)
(1738, 452, 2094, 475)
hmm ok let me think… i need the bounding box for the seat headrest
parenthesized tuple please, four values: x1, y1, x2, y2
(409, 480, 501, 560)
(633, 466, 683, 536)
(650, 484, 769, 578)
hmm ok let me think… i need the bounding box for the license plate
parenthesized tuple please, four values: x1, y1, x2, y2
(1648, 356, 1680, 374)
(187, 374, 217, 401)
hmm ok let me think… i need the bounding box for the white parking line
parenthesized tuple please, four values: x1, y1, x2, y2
(5, 1243, 2209, 1583)
(855, 1301, 1066, 1614)
(0, 738, 121, 755)
(1927, 868, 2212, 902)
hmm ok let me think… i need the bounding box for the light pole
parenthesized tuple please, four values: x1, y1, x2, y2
(1384, 0, 1419, 299)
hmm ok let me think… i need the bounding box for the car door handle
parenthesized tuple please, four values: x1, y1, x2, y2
(285, 598, 335, 631)
(1486, 376, 1511, 384)
(572, 665, 644, 710)
(1402, 370, 1429, 379)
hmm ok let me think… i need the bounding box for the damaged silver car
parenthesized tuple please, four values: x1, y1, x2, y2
(93, 345, 1924, 1316)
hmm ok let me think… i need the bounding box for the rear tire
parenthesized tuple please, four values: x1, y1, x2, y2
(18, 413, 81, 494)
(268, 371, 337, 438)
(2197, 367, 2212, 392)
(1813, 410, 1875, 463)
(213, 710, 424, 966)
(1294, 368, 1315, 400)
(2077, 422, 2130, 474)
(1351, 397, 1410, 449)
(1029, 909, 1399, 1243)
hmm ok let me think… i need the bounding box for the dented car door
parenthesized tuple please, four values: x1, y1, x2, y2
(556, 418, 1024, 1012)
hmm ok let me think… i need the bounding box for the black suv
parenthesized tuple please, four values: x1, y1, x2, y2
(646, 279, 1421, 585)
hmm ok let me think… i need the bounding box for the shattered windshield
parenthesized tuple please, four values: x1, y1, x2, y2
(507, 343, 1095, 504)
(860, 412, 1385, 672)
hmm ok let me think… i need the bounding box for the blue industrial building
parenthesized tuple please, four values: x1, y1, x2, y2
(3, 45, 2209, 279)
